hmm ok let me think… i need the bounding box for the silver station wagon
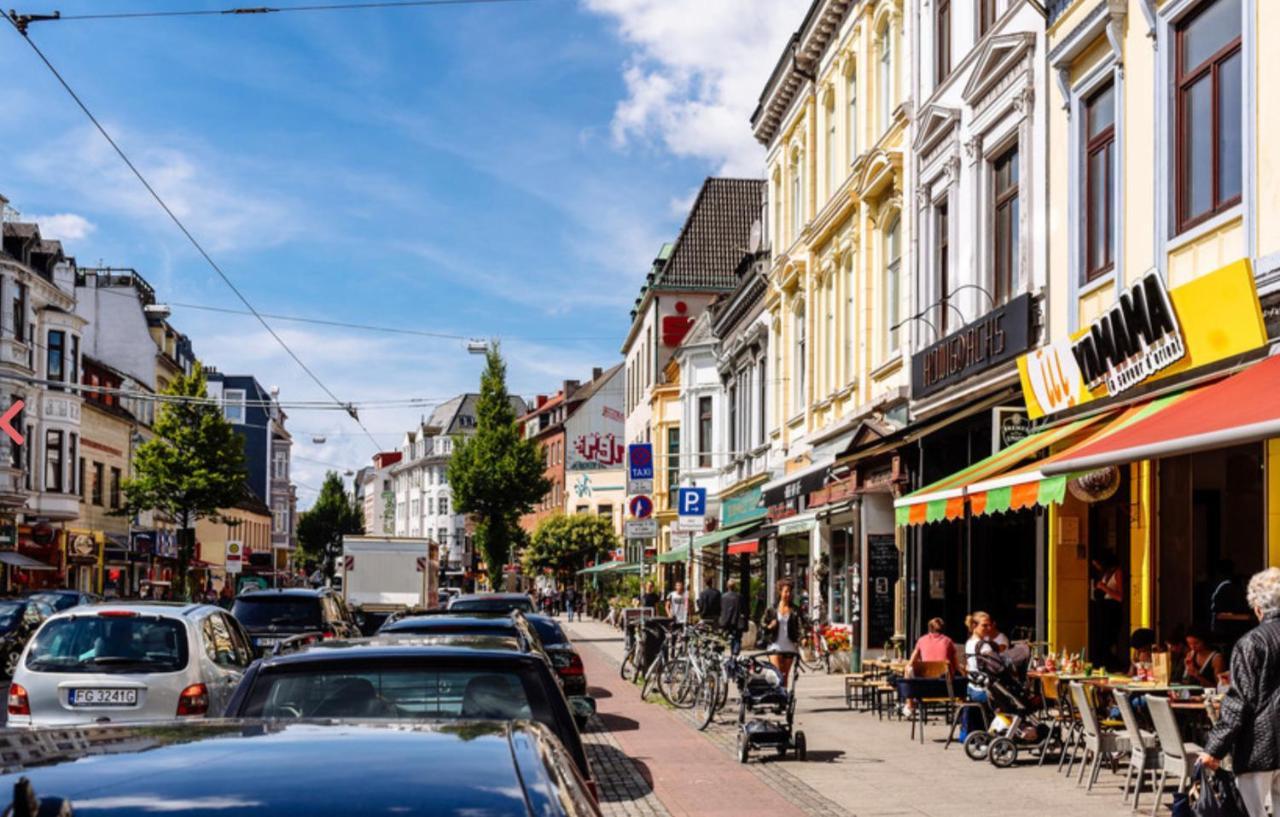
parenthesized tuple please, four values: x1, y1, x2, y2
(7, 602, 253, 727)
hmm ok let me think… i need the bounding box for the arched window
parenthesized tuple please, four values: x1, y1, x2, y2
(878, 23, 894, 133)
(825, 98, 837, 199)
(884, 216, 902, 354)
(793, 304, 806, 414)
(790, 149, 803, 238)
(847, 70, 858, 163)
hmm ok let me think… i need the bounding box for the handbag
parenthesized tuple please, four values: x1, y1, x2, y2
(1189, 763, 1250, 817)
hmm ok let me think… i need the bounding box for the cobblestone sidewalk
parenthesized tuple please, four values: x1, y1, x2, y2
(582, 715, 671, 817)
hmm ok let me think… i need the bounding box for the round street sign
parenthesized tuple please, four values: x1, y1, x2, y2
(628, 495, 654, 519)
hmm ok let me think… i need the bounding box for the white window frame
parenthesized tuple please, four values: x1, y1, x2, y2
(792, 303, 806, 416)
(884, 217, 902, 356)
(847, 69, 858, 164)
(222, 389, 246, 425)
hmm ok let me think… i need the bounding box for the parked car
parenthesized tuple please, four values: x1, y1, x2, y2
(0, 720, 601, 817)
(8, 602, 254, 726)
(231, 588, 359, 653)
(0, 598, 54, 677)
(26, 590, 100, 612)
(379, 612, 588, 712)
(526, 614, 589, 700)
(224, 634, 595, 794)
(447, 592, 534, 614)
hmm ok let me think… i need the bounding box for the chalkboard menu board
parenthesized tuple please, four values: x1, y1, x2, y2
(867, 534, 898, 648)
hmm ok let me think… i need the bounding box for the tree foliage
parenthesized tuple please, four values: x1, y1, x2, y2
(523, 513, 619, 575)
(122, 363, 248, 600)
(448, 344, 550, 586)
(296, 471, 364, 574)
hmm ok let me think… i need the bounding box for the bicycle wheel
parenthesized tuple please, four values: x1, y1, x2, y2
(620, 650, 637, 682)
(695, 674, 718, 731)
(640, 655, 663, 701)
(660, 657, 695, 708)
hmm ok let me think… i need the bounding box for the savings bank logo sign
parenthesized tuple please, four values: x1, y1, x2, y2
(1026, 271, 1184, 416)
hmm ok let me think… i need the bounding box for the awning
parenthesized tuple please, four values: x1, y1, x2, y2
(657, 545, 688, 564)
(727, 539, 760, 555)
(776, 513, 818, 536)
(578, 561, 623, 575)
(0, 551, 56, 570)
(1043, 353, 1280, 475)
(760, 460, 833, 506)
(693, 521, 761, 551)
(893, 413, 1109, 526)
(963, 393, 1189, 517)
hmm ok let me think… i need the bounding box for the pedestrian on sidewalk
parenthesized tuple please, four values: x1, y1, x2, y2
(719, 580, 748, 655)
(1200, 567, 1280, 817)
(640, 581, 660, 611)
(697, 577, 721, 623)
(666, 581, 689, 625)
(564, 586, 579, 622)
(761, 579, 802, 687)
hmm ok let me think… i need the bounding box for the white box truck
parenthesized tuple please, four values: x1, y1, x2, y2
(340, 537, 438, 631)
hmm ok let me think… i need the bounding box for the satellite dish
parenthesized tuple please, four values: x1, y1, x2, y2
(747, 219, 763, 254)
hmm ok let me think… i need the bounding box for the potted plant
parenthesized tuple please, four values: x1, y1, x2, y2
(824, 625, 853, 673)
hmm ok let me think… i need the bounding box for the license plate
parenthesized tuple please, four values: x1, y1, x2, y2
(70, 688, 138, 707)
(255, 637, 280, 647)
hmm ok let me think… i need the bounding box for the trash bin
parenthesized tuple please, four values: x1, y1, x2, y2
(639, 617, 674, 671)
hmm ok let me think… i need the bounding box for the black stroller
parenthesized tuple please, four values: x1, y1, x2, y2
(733, 651, 807, 763)
(962, 644, 1049, 768)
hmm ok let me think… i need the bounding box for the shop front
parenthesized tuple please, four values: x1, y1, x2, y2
(762, 461, 833, 618)
(64, 530, 104, 594)
(5, 523, 62, 593)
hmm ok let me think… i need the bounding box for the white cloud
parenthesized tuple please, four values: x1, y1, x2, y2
(17, 125, 302, 254)
(583, 0, 808, 176)
(26, 212, 95, 240)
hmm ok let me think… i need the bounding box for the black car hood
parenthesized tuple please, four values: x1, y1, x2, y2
(0, 720, 538, 816)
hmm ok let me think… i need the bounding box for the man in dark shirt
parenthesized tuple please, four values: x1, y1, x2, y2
(697, 578, 721, 622)
(640, 581, 661, 611)
(718, 580, 747, 655)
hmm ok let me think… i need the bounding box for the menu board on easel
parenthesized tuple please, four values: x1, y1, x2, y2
(867, 534, 898, 649)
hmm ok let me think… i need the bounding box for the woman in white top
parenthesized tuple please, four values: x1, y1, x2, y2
(761, 580, 802, 687)
(960, 611, 999, 739)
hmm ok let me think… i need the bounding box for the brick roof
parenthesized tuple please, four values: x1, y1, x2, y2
(654, 177, 763, 291)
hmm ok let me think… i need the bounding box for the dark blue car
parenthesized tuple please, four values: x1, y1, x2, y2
(0, 720, 600, 816)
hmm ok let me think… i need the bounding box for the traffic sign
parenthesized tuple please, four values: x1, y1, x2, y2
(224, 540, 243, 575)
(675, 516, 705, 533)
(627, 443, 654, 479)
(677, 487, 706, 517)
(624, 519, 657, 539)
(628, 495, 653, 520)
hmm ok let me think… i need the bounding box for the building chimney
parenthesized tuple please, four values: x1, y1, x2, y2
(536, 395, 548, 409)
(563, 380, 580, 398)
(592, 367, 603, 381)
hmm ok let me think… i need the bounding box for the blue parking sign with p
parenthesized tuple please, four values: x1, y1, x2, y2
(628, 443, 654, 480)
(678, 487, 706, 517)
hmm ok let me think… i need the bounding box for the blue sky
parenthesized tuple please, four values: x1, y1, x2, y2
(0, 0, 804, 502)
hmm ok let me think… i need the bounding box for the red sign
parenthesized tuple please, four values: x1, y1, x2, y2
(343, 555, 355, 571)
(415, 556, 427, 573)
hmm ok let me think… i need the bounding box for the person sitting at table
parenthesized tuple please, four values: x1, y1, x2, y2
(1163, 624, 1188, 683)
(988, 618, 1011, 652)
(1127, 628, 1157, 676)
(908, 618, 963, 677)
(1184, 627, 1227, 687)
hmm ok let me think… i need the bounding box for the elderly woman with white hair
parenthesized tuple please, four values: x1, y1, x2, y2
(1201, 567, 1280, 817)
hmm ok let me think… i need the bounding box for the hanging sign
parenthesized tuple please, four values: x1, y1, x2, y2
(911, 294, 1034, 399)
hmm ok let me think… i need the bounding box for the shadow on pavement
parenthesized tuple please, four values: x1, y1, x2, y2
(596, 713, 641, 733)
(584, 743, 657, 803)
(802, 750, 846, 763)
(588, 686, 613, 699)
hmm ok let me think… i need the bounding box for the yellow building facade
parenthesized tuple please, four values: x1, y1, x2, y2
(756, 0, 910, 465)
(1038, 0, 1280, 655)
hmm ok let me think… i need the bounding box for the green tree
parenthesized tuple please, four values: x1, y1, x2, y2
(122, 363, 248, 600)
(524, 513, 620, 575)
(296, 471, 364, 575)
(448, 343, 550, 587)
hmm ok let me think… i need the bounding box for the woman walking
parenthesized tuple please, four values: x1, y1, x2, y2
(761, 580, 803, 687)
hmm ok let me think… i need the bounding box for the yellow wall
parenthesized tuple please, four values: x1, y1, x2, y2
(74, 403, 134, 539)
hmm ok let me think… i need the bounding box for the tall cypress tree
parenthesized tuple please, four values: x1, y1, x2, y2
(447, 344, 549, 587)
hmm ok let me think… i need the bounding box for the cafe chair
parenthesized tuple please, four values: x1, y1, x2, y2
(1036, 674, 1069, 767)
(906, 661, 954, 744)
(944, 670, 985, 750)
(1114, 693, 1161, 813)
(1145, 695, 1203, 817)
(1068, 682, 1128, 792)
(1057, 681, 1087, 777)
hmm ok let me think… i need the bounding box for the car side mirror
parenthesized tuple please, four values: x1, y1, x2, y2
(568, 696, 596, 721)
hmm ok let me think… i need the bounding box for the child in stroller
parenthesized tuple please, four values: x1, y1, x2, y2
(732, 651, 807, 763)
(963, 643, 1050, 767)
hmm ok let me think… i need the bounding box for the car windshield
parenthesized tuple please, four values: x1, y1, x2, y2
(449, 598, 532, 614)
(232, 597, 323, 629)
(30, 593, 77, 612)
(527, 618, 568, 646)
(0, 602, 23, 633)
(26, 616, 188, 674)
(243, 666, 536, 721)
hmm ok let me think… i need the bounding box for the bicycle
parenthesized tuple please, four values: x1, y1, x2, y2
(797, 620, 832, 674)
(619, 607, 653, 682)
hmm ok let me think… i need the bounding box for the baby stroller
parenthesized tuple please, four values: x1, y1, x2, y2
(733, 651, 807, 763)
(962, 643, 1049, 768)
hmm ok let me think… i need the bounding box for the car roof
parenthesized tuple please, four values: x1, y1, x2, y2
(451, 593, 530, 601)
(0, 720, 560, 817)
(237, 588, 331, 598)
(382, 614, 518, 630)
(49, 602, 214, 619)
(258, 635, 542, 668)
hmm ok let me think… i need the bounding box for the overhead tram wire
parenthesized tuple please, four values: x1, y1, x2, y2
(6, 19, 385, 452)
(14, 0, 537, 27)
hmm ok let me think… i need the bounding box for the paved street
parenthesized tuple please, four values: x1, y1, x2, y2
(567, 618, 1149, 817)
